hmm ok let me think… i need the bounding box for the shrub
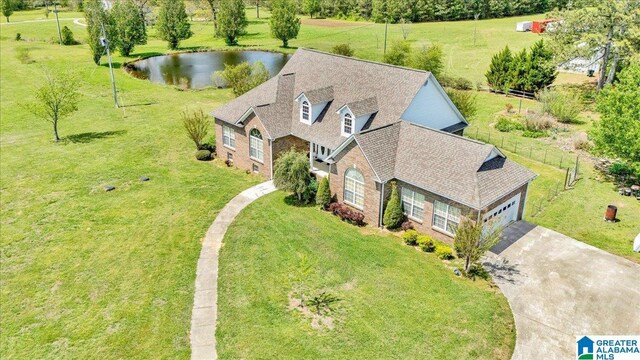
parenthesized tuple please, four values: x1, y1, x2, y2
(505, 103, 514, 113)
(383, 41, 411, 66)
(440, 75, 473, 90)
(274, 149, 312, 202)
(332, 43, 354, 57)
(182, 109, 210, 149)
(540, 88, 582, 123)
(383, 181, 404, 229)
(400, 220, 414, 231)
(609, 162, 634, 177)
(61, 26, 75, 45)
(316, 176, 332, 209)
(494, 117, 524, 132)
(303, 177, 318, 203)
(15, 33, 21, 41)
(417, 235, 435, 252)
(523, 114, 554, 132)
(195, 149, 212, 161)
(522, 130, 547, 138)
(215, 61, 270, 97)
(573, 133, 592, 151)
(402, 230, 419, 245)
(328, 202, 365, 226)
(15, 47, 33, 64)
(464, 263, 490, 280)
(446, 89, 477, 119)
(408, 44, 443, 77)
(435, 245, 454, 260)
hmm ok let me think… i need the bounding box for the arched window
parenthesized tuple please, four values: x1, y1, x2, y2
(343, 113, 353, 135)
(344, 168, 364, 208)
(301, 101, 310, 122)
(249, 128, 263, 162)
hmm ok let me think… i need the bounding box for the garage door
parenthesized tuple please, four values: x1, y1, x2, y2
(483, 193, 521, 232)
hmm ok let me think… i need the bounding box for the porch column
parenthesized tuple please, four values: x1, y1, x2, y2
(309, 142, 313, 169)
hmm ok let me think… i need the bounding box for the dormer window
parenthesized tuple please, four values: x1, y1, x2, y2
(301, 101, 310, 123)
(343, 113, 353, 136)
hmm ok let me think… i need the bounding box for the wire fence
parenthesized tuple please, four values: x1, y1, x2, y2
(466, 126, 580, 171)
(529, 180, 564, 218)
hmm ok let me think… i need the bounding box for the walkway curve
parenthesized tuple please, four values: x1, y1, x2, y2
(190, 181, 276, 360)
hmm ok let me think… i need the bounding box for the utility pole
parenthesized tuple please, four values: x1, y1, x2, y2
(383, 18, 388, 55)
(53, 1, 63, 45)
(101, 24, 119, 108)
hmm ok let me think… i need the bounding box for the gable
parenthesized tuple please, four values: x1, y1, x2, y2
(400, 75, 467, 131)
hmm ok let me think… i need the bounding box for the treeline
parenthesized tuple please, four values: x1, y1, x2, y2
(301, 0, 572, 23)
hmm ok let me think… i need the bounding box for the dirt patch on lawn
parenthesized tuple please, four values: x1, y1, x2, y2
(288, 292, 336, 330)
(301, 18, 361, 28)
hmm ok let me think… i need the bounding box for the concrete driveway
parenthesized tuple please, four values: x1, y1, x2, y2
(484, 221, 640, 360)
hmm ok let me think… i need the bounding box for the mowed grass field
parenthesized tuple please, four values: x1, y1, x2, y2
(217, 192, 515, 359)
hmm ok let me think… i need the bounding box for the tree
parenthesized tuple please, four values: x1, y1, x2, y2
(485, 46, 513, 92)
(217, 0, 247, 45)
(446, 89, 477, 119)
(156, 0, 192, 50)
(383, 41, 411, 66)
(526, 40, 556, 92)
(270, 0, 301, 48)
(61, 26, 75, 45)
(546, 0, 640, 91)
(316, 175, 332, 208)
(215, 61, 270, 97)
(408, 44, 444, 77)
(182, 109, 210, 150)
(383, 181, 404, 229)
(25, 72, 79, 142)
(84, 0, 117, 65)
(332, 43, 354, 57)
(591, 63, 640, 163)
(273, 149, 311, 202)
(111, 0, 147, 56)
(303, 0, 320, 18)
(1, 0, 14, 22)
(454, 217, 501, 273)
(508, 48, 530, 92)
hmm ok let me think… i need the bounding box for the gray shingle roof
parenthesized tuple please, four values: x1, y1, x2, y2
(212, 48, 431, 148)
(343, 97, 379, 118)
(353, 122, 537, 209)
(301, 86, 334, 104)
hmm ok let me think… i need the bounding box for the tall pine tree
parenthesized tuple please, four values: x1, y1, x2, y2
(156, 0, 192, 50)
(84, 0, 117, 65)
(485, 46, 513, 92)
(527, 40, 556, 92)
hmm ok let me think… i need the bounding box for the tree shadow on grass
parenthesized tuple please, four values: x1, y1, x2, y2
(283, 194, 317, 208)
(66, 130, 127, 144)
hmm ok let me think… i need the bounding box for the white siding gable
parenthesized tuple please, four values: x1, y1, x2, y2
(400, 74, 466, 131)
(338, 107, 371, 137)
(295, 94, 328, 124)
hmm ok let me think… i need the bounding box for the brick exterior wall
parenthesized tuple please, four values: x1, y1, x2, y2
(481, 182, 529, 220)
(329, 141, 382, 227)
(272, 135, 309, 162)
(215, 115, 271, 179)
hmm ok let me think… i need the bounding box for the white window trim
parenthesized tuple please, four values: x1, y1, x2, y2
(249, 129, 264, 163)
(344, 168, 364, 210)
(432, 200, 461, 236)
(300, 100, 311, 124)
(342, 112, 354, 137)
(222, 125, 236, 150)
(401, 187, 425, 223)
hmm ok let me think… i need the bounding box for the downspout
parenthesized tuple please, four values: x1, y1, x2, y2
(269, 139, 274, 180)
(378, 182, 386, 228)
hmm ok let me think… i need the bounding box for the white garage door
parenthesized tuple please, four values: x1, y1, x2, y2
(483, 193, 521, 232)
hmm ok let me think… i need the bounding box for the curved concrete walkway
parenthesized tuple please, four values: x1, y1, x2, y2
(190, 181, 276, 360)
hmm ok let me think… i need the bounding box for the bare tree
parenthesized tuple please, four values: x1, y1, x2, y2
(25, 72, 79, 142)
(399, 19, 411, 40)
(182, 109, 210, 149)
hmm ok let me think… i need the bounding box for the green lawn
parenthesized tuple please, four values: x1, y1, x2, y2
(0, 13, 260, 359)
(217, 192, 515, 359)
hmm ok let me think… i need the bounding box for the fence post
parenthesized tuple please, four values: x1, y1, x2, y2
(559, 153, 564, 168)
(564, 168, 570, 189)
(543, 148, 548, 164)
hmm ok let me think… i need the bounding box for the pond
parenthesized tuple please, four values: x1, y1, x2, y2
(126, 51, 291, 90)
